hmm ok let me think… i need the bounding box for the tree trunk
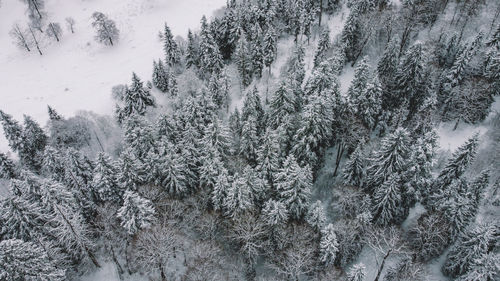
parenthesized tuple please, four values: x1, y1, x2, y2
(159, 262, 167, 281)
(125, 239, 132, 275)
(373, 250, 391, 281)
(319, 0, 323, 27)
(109, 37, 114, 46)
(453, 118, 460, 131)
(31, 0, 42, 18)
(50, 23, 59, 42)
(333, 143, 344, 177)
(54, 204, 101, 268)
(110, 245, 124, 280)
(29, 27, 42, 55)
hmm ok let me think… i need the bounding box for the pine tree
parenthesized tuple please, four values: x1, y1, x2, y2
(116, 73, 156, 123)
(186, 29, 200, 68)
(442, 223, 498, 278)
(306, 200, 326, 231)
(275, 155, 312, 219)
(201, 118, 231, 159)
(234, 34, 253, 87)
(241, 165, 267, 206)
(162, 23, 180, 66)
(0, 239, 65, 281)
(262, 24, 277, 71)
(199, 16, 224, 76)
(431, 134, 479, 201)
(117, 149, 145, 191)
(256, 129, 280, 188)
(343, 144, 365, 187)
(223, 173, 253, 217)
(241, 86, 265, 128)
(313, 28, 331, 68)
(249, 23, 265, 77)
(152, 59, 170, 93)
(377, 36, 400, 89)
(208, 70, 230, 111)
(269, 80, 297, 129)
(365, 128, 411, 193)
(0, 153, 17, 179)
(117, 190, 155, 235)
(341, 6, 362, 62)
(372, 174, 406, 226)
(92, 152, 121, 204)
(456, 252, 500, 281)
(319, 223, 339, 267)
(440, 180, 477, 238)
(286, 44, 306, 85)
(346, 263, 366, 281)
(406, 131, 438, 201)
(20, 115, 47, 170)
(212, 167, 230, 211)
(347, 57, 370, 111)
(239, 116, 259, 165)
(484, 50, 499, 96)
(392, 42, 429, 120)
(261, 199, 289, 227)
(47, 105, 62, 121)
(356, 75, 382, 129)
(292, 97, 333, 167)
(0, 110, 23, 152)
(147, 140, 187, 196)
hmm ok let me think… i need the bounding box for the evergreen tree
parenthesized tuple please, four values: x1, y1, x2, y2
(285, 44, 306, 86)
(249, 23, 265, 77)
(0, 239, 65, 281)
(347, 57, 370, 111)
(147, 140, 187, 196)
(199, 16, 224, 76)
(212, 167, 230, 212)
(223, 173, 253, 217)
(313, 28, 331, 68)
(262, 24, 277, 72)
(0, 110, 23, 152)
(356, 75, 382, 130)
(239, 116, 259, 165)
(456, 252, 500, 281)
(162, 23, 180, 66)
(256, 128, 280, 188)
(440, 180, 477, 238)
(484, 50, 499, 96)
(346, 263, 366, 281)
(406, 131, 438, 201)
(343, 144, 365, 187)
(365, 128, 411, 193)
(0, 153, 17, 179)
(442, 223, 498, 278)
(269, 80, 298, 129)
(186, 29, 200, 68)
(116, 73, 156, 123)
(275, 155, 312, 219)
(201, 117, 231, 159)
(92, 153, 121, 204)
(117, 190, 155, 235)
(319, 223, 339, 267)
(341, 6, 362, 62)
(372, 174, 406, 226)
(208, 70, 230, 111)
(262, 199, 289, 227)
(377, 36, 400, 89)
(117, 149, 145, 191)
(234, 34, 253, 87)
(21, 115, 47, 170)
(47, 105, 62, 121)
(241, 165, 267, 206)
(152, 59, 170, 93)
(306, 200, 326, 231)
(241, 86, 265, 128)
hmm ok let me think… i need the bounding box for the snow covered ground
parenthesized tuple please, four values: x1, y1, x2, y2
(0, 0, 226, 153)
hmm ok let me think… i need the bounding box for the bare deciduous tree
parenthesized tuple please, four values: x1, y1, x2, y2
(10, 24, 32, 52)
(46, 22, 62, 42)
(65, 17, 75, 33)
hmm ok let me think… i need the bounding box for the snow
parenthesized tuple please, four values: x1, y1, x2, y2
(78, 262, 146, 281)
(0, 0, 227, 153)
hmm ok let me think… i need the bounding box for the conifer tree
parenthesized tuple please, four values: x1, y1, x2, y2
(0, 110, 23, 152)
(341, 6, 362, 62)
(201, 118, 231, 159)
(117, 190, 155, 235)
(152, 59, 170, 93)
(440, 180, 477, 238)
(319, 223, 339, 267)
(223, 173, 253, 217)
(406, 131, 438, 201)
(269, 80, 297, 129)
(306, 200, 326, 231)
(162, 23, 180, 66)
(186, 29, 200, 68)
(212, 167, 230, 212)
(0, 239, 66, 281)
(484, 50, 499, 96)
(346, 263, 366, 281)
(313, 28, 331, 68)
(241, 86, 265, 128)
(286, 44, 306, 86)
(365, 128, 411, 193)
(241, 165, 267, 206)
(372, 174, 406, 226)
(92, 152, 121, 204)
(234, 34, 253, 88)
(208, 70, 230, 111)
(343, 144, 365, 187)
(199, 16, 224, 76)
(21, 115, 47, 170)
(275, 155, 312, 219)
(262, 199, 289, 227)
(0, 153, 17, 179)
(357, 75, 382, 129)
(377, 36, 400, 89)
(263, 24, 277, 72)
(347, 57, 370, 110)
(239, 116, 259, 165)
(256, 129, 280, 188)
(147, 140, 187, 196)
(47, 105, 62, 121)
(442, 223, 498, 278)
(117, 149, 145, 191)
(249, 23, 265, 77)
(116, 73, 156, 123)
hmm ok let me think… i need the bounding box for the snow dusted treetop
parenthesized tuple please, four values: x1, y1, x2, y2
(319, 223, 339, 267)
(346, 263, 366, 281)
(91, 11, 119, 46)
(117, 190, 155, 235)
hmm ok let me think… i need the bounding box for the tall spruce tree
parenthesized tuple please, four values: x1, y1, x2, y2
(162, 23, 180, 66)
(319, 223, 339, 267)
(117, 190, 155, 235)
(313, 28, 331, 68)
(92, 153, 121, 204)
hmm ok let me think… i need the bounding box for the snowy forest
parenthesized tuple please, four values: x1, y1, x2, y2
(0, 0, 499, 280)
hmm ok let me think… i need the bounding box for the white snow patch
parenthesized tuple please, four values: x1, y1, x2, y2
(78, 262, 147, 281)
(436, 122, 488, 151)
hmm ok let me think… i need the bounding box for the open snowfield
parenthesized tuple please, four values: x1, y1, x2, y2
(0, 0, 226, 153)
